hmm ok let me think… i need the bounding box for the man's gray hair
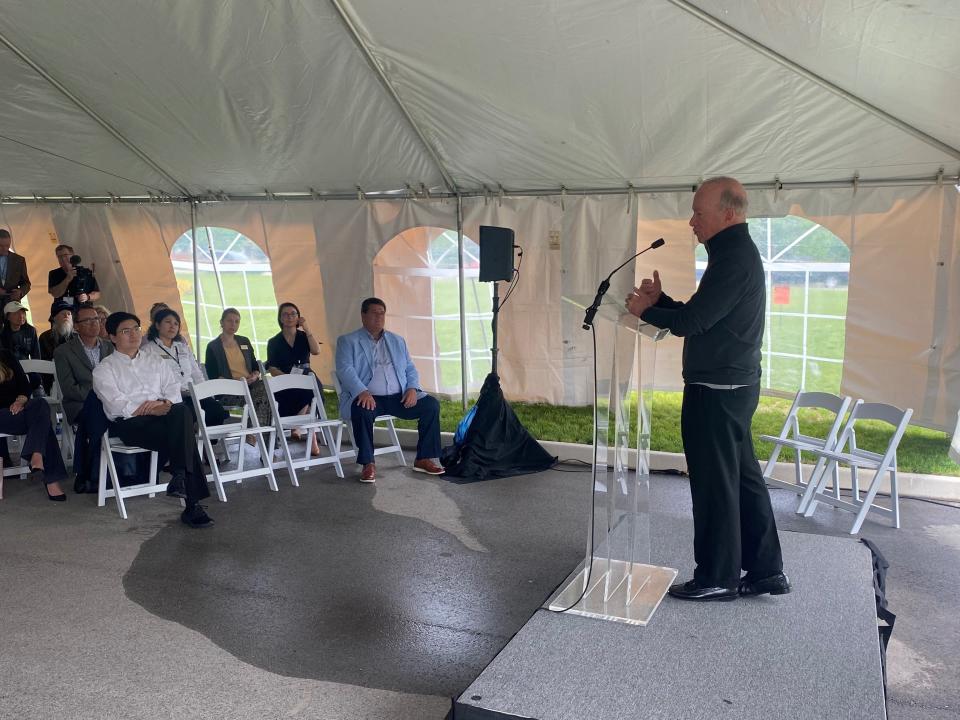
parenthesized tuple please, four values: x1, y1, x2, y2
(701, 176, 748, 216)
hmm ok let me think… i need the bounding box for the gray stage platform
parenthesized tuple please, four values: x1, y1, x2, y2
(455, 529, 886, 720)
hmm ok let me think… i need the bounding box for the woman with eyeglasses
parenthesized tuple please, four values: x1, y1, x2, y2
(266, 301, 322, 455)
(0, 348, 68, 500)
(203, 307, 272, 434)
(144, 308, 228, 429)
(93, 304, 110, 339)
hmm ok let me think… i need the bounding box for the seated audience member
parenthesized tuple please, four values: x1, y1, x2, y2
(48, 244, 100, 311)
(204, 307, 272, 434)
(0, 229, 31, 312)
(53, 304, 112, 425)
(0, 301, 40, 362)
(39, 301, 75, 360)
(93, 304, 110, 339)
(141, 302, 170, 347)
(266, 302, 323, 455)
(53, 303, 136, 493)
(0, 301, 41, 461)
(335, 297, 443, 483)
(0, 348, 68, 500)
(93, 312, 213, 528)
(1, 301, 43, 397)
(144, 308, 227, 428)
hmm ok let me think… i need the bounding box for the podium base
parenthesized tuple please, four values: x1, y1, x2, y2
(548, 558, 677, 626)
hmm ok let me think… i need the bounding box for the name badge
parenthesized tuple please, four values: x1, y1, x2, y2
(292, 367, 304, 375)
(240, 345, 249, 350)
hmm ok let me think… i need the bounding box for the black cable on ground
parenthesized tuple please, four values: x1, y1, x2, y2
(548, 324, 599, 614)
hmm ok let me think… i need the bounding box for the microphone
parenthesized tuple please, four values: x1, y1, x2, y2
(582, 238, 665, 330)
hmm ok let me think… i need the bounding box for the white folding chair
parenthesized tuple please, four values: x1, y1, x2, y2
(797, 401, 913, 534)
(97, 435, 161, 520)
(760, 391, 852, 500)
(0, 432, 25, 499)
(20, 358, 74, 462)
(189, 378, 278, 502)
(260, 364, 344, 485)
(329, 370, 406, 466)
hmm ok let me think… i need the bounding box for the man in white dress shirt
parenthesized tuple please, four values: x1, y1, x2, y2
(92, 311, 212, 528)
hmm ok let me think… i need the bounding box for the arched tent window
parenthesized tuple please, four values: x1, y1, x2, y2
(172, 227, 278, 361)
(695, 216, 849, 394)
(373, 228, 492, 395)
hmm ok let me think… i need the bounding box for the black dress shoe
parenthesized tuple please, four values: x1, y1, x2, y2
(739, 572, 792, 597)
(73, 478, 98, 494)
(166, 473, 187, 499)
(668, 579, 738, 602)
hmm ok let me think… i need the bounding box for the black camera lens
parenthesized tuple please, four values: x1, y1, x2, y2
(69, 255, 82, 266)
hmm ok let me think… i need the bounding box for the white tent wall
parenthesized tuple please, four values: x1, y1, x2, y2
(1, 186, 957, 430)
(95, 204, 192, 332)
(841, 185, 960, 431)
(462, 196, 566, 403)
(557, 195, 640, 405)
(373, 226, 446, 391)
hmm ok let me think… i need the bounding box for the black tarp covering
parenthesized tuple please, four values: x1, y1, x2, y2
(441, 373, 557, 481)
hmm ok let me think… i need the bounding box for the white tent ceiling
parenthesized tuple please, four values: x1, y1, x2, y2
(0, 0, 956, 198)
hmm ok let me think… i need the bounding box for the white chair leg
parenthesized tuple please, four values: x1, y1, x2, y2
(279, 430, 299, 487)
(104, 446, 128, 520)
(98, 442, 108, 507)
(257, 432, 279, 492)
(386, 419, 406, 466)
(323, 424, 344, 478)
(890, 467, 900, 529)
(850, 470, 886, 535)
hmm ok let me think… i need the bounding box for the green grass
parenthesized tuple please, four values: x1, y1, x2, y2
(318, 390, 957, 477)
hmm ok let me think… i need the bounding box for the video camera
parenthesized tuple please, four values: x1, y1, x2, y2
(67, 255, 97, 296)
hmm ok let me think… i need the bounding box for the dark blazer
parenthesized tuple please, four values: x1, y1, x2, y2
(204, 334, 258, 380)
(53, 334, 114, 424)
(0, 252, 31, 299)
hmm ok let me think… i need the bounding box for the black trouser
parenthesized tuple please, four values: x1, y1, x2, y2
(111, 403, 209, 503)
(186, 395, 229, 428)
(0, 398, 67, 484)
(681, 383, 782, 587)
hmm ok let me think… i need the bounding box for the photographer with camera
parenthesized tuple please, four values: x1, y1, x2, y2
(48, 244, 100, 311)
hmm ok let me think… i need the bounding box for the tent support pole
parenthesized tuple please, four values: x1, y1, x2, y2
(191, 201, 201, 353)
(328, 0, 459, 193)
(457, 194, 468, 410)
(0, 30, 193, 195)
(665, 0, 960, 161)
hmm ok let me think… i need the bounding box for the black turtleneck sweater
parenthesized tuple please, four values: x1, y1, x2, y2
(0, 348, 31, 407)
(641, 222, 764, 386)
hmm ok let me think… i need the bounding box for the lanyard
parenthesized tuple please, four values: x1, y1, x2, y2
(155, 339, 184, 376)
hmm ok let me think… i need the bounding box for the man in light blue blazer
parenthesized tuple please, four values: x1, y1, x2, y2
(335, 297, 443, 483)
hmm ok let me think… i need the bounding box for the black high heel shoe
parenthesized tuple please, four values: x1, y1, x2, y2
(33, 468, 66, 502)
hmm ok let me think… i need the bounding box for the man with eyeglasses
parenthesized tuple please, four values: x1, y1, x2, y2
(92, 311, 213, 527)
(53, 304, 131, 493)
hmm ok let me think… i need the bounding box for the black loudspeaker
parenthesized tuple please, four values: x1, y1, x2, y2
(479, 225, 515, 282)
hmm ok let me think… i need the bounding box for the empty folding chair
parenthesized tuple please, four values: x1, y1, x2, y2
(260, 363, 343, 485)
(189, 377, 278, 502)
(97, 435, 161, 520)
(798, 401, 913, 534)
(760, 391, 852, 501)
(329, 370, 406, 467)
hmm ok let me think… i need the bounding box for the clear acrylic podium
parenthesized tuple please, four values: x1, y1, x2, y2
(549, 295, 677, 625)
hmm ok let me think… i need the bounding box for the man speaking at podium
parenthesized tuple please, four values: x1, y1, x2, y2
(625, 176, 790, 602)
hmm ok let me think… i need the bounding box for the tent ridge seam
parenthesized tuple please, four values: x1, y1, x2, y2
(328, 0, 459, 194)
(0, 28, 193, 197)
